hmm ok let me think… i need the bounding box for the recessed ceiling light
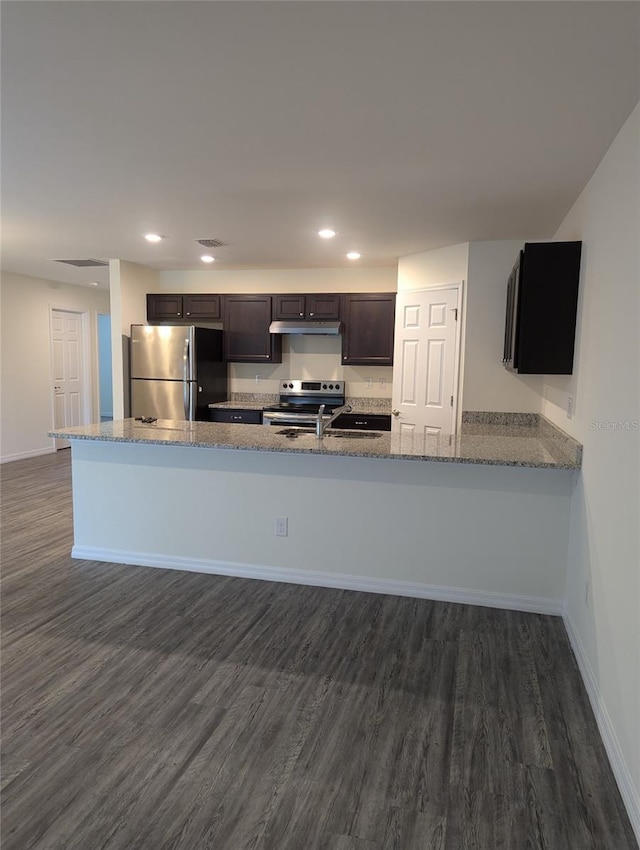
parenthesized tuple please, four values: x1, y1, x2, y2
(144, 233, 163, 243)
(89, 281, 99, 286)
(346, 251, 361, 260)
(201, 255, 215, 263)
(318, 229, 337, 239)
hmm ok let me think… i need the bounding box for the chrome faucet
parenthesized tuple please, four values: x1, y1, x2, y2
(316, 403, 352, 438)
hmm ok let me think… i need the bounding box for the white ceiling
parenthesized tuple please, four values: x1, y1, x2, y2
(2, 1, 639, 288)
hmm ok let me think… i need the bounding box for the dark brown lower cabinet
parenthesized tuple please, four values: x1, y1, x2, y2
(223, 295, 282, 363)
(210, 408, 263, 425)
(332, 413, 391, 431)
(341, 293, 396, 366)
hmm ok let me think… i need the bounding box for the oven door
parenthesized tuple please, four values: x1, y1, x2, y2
(262, 410, 319, 427)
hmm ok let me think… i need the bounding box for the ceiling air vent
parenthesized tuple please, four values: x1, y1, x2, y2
(54, 258, 109, 267)
(196, 238, 228, 249)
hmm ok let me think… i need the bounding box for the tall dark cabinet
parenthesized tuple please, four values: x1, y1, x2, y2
(341, 293, 396, 366)
(223, 295, 282, 363)
(504, 241, 582, 375)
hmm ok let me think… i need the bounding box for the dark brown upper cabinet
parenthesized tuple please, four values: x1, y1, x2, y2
(341, 293, 396, 366)
(183, 294, 221, 321)
(503, 241, 582, 375)
(147, 294, 184, 321)
(147, 293, 221, 323)
(273, 294, 341, 321)
(223, 295, 282, 363)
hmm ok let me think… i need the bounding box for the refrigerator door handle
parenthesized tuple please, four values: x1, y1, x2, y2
(183, 338, 190, 420)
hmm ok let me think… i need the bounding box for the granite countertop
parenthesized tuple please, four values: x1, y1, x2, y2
(50, 414, 582, 470)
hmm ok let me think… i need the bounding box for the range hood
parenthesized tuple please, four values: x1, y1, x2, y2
(269, 320, 342, 335)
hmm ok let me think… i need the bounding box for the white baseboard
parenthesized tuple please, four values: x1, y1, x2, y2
(563, 610, 640, 843)
(71, 545, 564, 616)
(1, 446, 56, 464)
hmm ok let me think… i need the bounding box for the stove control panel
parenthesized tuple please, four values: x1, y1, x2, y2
(280, 380, 344, 396)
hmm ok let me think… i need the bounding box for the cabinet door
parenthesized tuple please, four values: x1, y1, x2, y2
(184, 294, 221, 321)
(147, 294, 183, 321)
(223, 296, 282, 363)
(332, 413, 391, 431)
(341, 294, 396, 366)
(210, 408, 262, 424)
(273, 295, 306, 320)
(515, 241, 582, 375)
(306, 294, 341, 319)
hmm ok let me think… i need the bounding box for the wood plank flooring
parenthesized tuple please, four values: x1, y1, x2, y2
(1, 450, 637, 850)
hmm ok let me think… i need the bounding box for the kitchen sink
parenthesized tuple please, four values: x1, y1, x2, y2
(276, 428, 315, 438)
(327, 430, 382, 439)
(275, 427, 382, 440)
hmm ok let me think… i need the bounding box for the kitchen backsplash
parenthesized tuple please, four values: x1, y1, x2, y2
(228, 334, 393, 398)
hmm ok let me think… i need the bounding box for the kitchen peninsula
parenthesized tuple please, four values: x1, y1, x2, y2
(51, 416, 581, 616)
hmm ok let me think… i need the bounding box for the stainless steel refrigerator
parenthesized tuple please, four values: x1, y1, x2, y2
(130, 325, 227, 421)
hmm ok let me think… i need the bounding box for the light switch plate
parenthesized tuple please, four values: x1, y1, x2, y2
(567, 395, 574, 419)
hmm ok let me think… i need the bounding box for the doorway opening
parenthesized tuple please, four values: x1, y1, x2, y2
(98, 314, 113, 422)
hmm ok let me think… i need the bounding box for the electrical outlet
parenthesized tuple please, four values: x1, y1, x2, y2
(365, 377, 373, 389)
(380, 380, 387, 389)
(275, 517, 288, 537)
(567, 395, 574, 420)
(255, 374, 263, 385)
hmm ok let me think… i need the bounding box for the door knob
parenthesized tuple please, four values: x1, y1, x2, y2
(392, 409, 400, 417)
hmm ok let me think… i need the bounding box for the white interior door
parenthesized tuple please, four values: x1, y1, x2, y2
(51, 309, 86, 449)
(391, 286, 461, 443)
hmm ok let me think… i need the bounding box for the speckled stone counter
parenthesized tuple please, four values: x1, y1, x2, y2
(50, 414, 581, 469)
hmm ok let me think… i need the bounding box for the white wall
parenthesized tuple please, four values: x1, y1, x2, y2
(0, 271, 109, 462)
(109, 260, 159, 419)
(158, 267, 395, 294)
(158, 267, 398, 399)
(397, 243, 469, 291)
(541, 104, 640, 835)
(396, 241, 544, 414)
(463, 241, 543, 413)
(71, 439, 574, 614)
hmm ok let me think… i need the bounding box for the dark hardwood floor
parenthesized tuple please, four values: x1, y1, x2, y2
(1, 450, 637, 850)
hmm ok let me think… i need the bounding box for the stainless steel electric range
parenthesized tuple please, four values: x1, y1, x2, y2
(262, 380, 350, 429)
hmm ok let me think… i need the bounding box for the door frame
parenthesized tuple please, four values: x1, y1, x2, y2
(394, 282, 465, 435)
(49, 305, 93, 449)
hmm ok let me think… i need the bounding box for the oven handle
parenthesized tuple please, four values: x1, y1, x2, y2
(263, 410, 321, 426)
